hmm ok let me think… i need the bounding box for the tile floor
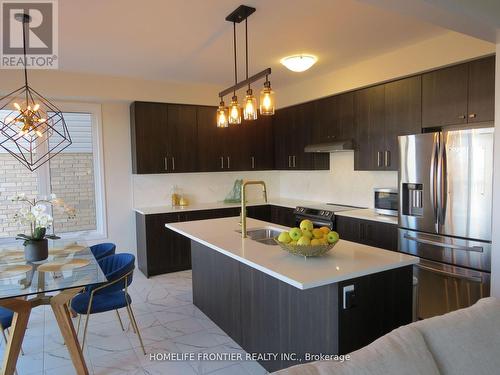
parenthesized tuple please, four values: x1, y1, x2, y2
(0, 270, 268, 375)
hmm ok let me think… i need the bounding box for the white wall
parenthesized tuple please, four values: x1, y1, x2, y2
(491, 43, 500, 298)
(279, 153, 397, 208)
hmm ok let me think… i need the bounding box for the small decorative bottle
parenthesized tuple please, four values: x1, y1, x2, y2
(171, 185, 180, 207)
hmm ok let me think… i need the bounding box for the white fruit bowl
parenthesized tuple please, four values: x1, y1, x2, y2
(274, 237, 338, 257)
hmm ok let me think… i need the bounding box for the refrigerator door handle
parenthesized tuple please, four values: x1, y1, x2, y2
(416, 263, 483, 284)
(403, 233, 484, 253)
(430, 134, 439, 229)
(438, 132, 448, 225)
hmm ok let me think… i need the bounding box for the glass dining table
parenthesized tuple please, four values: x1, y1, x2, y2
(0, 242, 107, 375)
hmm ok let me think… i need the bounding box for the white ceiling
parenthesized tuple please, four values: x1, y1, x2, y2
(58, 0, 446, 90)
(360, 0, 500, 43)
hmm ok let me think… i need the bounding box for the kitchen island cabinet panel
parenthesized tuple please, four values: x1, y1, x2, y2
(189, 238, 412, 372)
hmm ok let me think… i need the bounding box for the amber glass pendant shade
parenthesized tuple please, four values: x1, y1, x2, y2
(216, 101, 229, 128)
(243, 89, 258, 120)
(228, 96, 242, 125)
(259, 81, 275, 115)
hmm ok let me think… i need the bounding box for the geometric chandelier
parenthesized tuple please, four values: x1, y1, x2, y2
(0, 13, 71, 172)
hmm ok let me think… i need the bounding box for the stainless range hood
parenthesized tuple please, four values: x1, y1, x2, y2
(304, 140, 354, 153)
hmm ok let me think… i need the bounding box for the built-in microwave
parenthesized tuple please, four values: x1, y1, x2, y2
(374, 188, 398, 216)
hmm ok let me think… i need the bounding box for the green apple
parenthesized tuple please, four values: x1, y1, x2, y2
(297, 236, 311, 246)
(327, 231, 340, 244)
(278, 231, 291, 243)
(290, 240, 298, 246)
(300, 219, 314, 232)
(289, 227, 302, 241)
(301, 230, 313, 239)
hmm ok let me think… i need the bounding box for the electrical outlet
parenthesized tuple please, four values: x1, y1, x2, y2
(343, 285, 355, 310)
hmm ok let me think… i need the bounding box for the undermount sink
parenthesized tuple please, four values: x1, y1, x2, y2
(236, 227, 284, 245)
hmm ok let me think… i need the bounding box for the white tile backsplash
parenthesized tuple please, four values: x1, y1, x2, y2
(132, 171, 280, 207)
(279, 152, 398, 208)
(132, 153, 398, 209)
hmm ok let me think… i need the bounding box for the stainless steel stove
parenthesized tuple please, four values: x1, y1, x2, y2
(293, 203, 361, 230)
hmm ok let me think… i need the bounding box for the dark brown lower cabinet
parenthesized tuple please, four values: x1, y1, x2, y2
(270, 205, 296, 227)
(136, 207, 240, 277)
(335, 215, 398, 251)
(190, 240, 413, 372)
(136, 205, 297, 277)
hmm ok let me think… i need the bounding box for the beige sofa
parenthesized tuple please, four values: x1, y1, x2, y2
(273, 297, 500, 375)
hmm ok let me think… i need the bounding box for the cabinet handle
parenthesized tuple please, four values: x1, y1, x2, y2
(227, 156, 230, 169)
(220, 156, 224, 169)
(288, 155, 291, 168)
(384, 150, 390, 167)
(292, 155, 296, 168)
(251, 156, 255, 169)
(468, 113, 477, 119)
(377, 151, 382, 167)
(164, 157, 168, 171)
(171, 157, 175, 171)
(458, 115, 466, 119)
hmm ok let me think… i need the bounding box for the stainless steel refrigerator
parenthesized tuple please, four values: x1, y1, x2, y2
(398, 127, 493, 319)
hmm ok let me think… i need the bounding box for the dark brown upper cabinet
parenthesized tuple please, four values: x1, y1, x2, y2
(131, 102, 198, 174)
(131, 102, 169, 174)
(422, 56, 495, 128)
(196, 105, 226, 172)
(383, 76, 422, 170)
(312, 92, 354, 143)
(197, 106, 273, 172)
(273, 103, 329, 170)
(167, 104, 198, 173)
(354, 76, 421, 171)
(354, 85, 385, 171)
(240, 115, 274, 170)
(467, 56, 495, 124)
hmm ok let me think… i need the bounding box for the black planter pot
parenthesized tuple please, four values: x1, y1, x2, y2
(24, 239, 48, 262)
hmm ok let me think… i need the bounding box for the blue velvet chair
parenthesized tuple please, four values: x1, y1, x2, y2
(89, 243, 116, 261)
(71, 253, 145, 353)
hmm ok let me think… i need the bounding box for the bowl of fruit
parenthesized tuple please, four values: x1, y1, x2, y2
(275, 219, 339, 257)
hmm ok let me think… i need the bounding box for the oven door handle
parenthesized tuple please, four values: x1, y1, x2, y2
(403, 233, 484, 253)
(416, 263, 483, 283)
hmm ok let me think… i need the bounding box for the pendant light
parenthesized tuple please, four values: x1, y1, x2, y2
(228, 22, 242, 125)
(217, 5, 275, 126)
(259, 76, 275, 115)
(216, 100, 229, 128)
(0, 13, 71, 171)
(243, 18, 257, 121)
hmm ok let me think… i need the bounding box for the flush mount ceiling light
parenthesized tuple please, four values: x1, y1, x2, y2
(0, 13, 71, 171)
(280, 54, 318, 72)
(216, 5, 275, 127)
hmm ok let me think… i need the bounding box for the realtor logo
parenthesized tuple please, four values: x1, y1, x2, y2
(1, 0, 58, 69)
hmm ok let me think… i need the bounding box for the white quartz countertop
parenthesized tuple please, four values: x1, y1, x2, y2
(134, 198, 339, 215)
(166, 217, 418, 290)
(336, 209, 398, 225)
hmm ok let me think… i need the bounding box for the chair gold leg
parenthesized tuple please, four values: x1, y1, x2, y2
(76, 314, 82, 336)
(125, 304, 145, 355)
(81, 314, 90, 351)
(81, 293, 94, 351)
(115, 310, 125, 331)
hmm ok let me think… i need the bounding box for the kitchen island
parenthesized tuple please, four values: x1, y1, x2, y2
(166, 217, 419, 372)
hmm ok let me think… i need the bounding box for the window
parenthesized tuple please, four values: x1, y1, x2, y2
(0, 103, 106, 241)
